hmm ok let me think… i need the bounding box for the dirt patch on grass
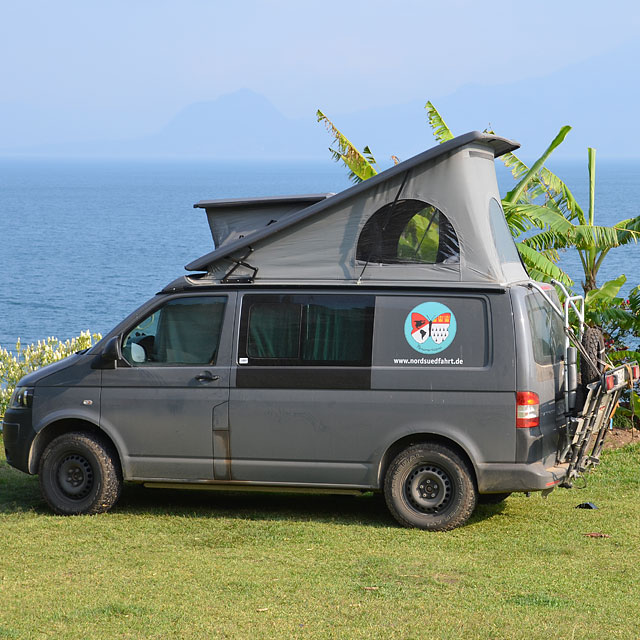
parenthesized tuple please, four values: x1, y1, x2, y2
(603, 427, 639, 450)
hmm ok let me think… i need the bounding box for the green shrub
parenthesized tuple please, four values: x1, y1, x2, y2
(612, 411, 635, 430)
(0, 332, 102, 418)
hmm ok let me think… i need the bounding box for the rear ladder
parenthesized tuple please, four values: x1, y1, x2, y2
(526, 281, 638, 485)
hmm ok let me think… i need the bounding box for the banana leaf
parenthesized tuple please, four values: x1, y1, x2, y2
(316, 110, 378, 183)
(504, 126, 572, 204)
(516, 242, 572, 285)
(425, 102, 454, 143)
(585, 275, 626, 305)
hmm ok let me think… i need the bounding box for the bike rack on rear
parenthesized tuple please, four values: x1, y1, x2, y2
(525, 281, 639, 486)
(558, 363, 638, 486)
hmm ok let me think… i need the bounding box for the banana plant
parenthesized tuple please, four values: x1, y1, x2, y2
(425, 102, 640, 294)
(502, 147, 640, 294)
(583, 276, 637, 333)
(595, 280, 640, 428)
(317, 103, 639, 289)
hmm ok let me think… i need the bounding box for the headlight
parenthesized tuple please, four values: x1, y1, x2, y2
(9, 387, 34, 409)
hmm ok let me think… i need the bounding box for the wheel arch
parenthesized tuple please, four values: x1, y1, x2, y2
(377, 433, 478, 490)
(29, 418, 123, 477)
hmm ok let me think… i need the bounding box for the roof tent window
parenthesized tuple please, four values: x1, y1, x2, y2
(356, 199, 459, 264)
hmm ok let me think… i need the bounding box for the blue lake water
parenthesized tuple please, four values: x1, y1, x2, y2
(1, 158, 639, 348)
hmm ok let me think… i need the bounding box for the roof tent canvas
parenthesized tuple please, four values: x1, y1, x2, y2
(186, 131, 529, 286)
(195, 194, 333, 250)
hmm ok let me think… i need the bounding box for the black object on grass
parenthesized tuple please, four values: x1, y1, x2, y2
(576, 502, 598, 509)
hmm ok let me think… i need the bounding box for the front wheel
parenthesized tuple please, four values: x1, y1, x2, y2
(39, 432, 122, 515)
(384, 443, 477, 531)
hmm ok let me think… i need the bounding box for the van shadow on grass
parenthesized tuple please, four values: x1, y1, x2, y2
(114, 485, 507, 527)
(0, 462, 505, 527)
(120, 484, 508, 529)
(116, 483, 397, 527)
(114, 484, 505, 527)
(0, 461, 42, 514)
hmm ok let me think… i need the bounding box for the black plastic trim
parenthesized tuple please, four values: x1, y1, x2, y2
(194, 194, 333, 210)
(2, 409, 35, 474)
(161, 280, 510, 295)
(236, 367, 371, 390)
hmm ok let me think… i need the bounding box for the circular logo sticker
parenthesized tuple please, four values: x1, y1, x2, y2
(404, 302, 457, 354)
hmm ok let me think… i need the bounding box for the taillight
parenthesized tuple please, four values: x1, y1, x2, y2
(516, 391, 539, 428)
(605, 374, 615, 391)
(632, 365, 640, 381)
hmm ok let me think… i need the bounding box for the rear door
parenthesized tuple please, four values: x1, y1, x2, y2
(514, 287, 565, 465)
(229, 292, 376, 486)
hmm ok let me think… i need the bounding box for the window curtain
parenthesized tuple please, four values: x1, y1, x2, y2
(154, 299, 225, 364)
(247, 298, 373, 364)
(302, 304, 371, 363)
(248, 303, 301, 359)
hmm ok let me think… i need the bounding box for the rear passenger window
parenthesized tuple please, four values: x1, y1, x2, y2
(240, 294, 375, 366)
(526, 294, 564, 365)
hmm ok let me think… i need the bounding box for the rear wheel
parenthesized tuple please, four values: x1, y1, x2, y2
(39, 432, 122, 515)
(384, 443, 476, 531)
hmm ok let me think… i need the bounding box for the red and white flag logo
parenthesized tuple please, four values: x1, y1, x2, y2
(411, 312, 451, 345)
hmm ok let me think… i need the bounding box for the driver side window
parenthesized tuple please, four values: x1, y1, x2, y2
(122, 296, 227, 366)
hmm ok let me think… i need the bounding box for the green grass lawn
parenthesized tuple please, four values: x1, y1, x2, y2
(1, 435, 639, 639)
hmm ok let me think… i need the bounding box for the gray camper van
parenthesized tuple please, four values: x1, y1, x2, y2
(3, 132, 637, 530)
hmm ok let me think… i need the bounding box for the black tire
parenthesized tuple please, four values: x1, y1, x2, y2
(384, 443, 477, 531)
(478, 492, 511, 505)
(38, 432, 122, 515)
(581, 326, 605, 385)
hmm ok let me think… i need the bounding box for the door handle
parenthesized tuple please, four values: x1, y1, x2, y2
(195, 371, 220, 382)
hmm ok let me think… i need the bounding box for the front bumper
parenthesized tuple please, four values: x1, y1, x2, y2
(476, 461, 568, 494)
(2, 408, 36, 474)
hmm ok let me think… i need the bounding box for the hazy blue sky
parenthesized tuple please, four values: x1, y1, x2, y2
(2, 0, 639, 150)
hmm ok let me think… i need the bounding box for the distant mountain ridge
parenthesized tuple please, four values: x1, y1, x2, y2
(142, 90, 325, 157)
(2, 39, 639, 160)
(0, 89, 328, 159)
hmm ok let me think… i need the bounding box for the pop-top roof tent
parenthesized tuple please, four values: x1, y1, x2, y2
(182, 131, 529, 288)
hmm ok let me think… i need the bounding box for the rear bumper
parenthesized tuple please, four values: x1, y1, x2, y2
(476, 461, 568, 494)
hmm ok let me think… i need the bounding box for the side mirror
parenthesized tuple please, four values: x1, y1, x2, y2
(91, 335, 122, 369)
(130, 342, 146, 363)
